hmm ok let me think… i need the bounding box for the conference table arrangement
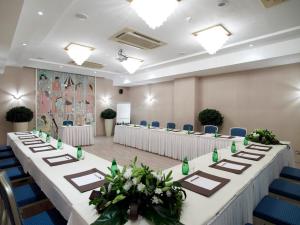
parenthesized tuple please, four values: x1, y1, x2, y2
(114, 124, 244, 160)
(7, 131, 294, 225)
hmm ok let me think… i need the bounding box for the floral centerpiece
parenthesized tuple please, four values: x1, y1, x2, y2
(89, 157, 186, 225)
(246, 129, 280, 145)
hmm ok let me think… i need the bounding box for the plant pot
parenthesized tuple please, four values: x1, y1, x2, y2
(13, 122, 28, 132)
(104, 119, 114, 136)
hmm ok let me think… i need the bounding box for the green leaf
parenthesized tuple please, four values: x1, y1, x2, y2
(112, 194, 126, 204)
(91, 204, 128, 225)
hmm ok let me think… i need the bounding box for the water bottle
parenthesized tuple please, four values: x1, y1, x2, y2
(46, 134, 51, 143)
(57, 138, 62, 149)
(231, 141, 237, 153)
(212, 147, 219, 162)
(243, 137, 249, 146)
(182, 157, 189, 175)
(77, 146, 83, 160)
(111, 159, 119, 176)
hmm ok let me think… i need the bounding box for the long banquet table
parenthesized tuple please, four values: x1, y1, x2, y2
(7, 132, 294, 225)
(59, 125, 95, 147)
(114, 125, 243, 160)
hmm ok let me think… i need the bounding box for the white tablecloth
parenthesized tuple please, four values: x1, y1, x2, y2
(114, 125, 243, 160)
(59, 125, 94, 146)
(7, 133, 294, 225)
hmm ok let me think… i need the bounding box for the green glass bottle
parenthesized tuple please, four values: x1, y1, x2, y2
(214, 131, 218, 138)
(212, 147, 219, 162)
(243, 137, 249, 146)
(147, 124, 150, 129)
(182, 157, 189, 175)
(57, 138, 62, 150)
(77, 146, 83, 160)
(32, 127, 36, 134)
(39, 130, 43, 138)
(111, 159, 119, 177)
(46, 133, 51, 143)
(231, 141, 237, 153)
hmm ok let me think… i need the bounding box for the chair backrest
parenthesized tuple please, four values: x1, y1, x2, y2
(0, 172, 22, 225)
(230, 127, 247, 137)
(166, 122, 176, 129)
(151, 121, 160, 128)
(203, 125, 218, 134)
(63, 120, 73, 126)
(183, 124, 193, 131)
(140, 120, 147, 126)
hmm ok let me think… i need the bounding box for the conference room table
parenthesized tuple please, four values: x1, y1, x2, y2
(7, 132, 294, 225)
(114, 124, 244, 160)
(59, 124, 95, 147)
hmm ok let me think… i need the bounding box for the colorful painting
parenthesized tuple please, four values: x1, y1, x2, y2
(36, 69, 95, 137)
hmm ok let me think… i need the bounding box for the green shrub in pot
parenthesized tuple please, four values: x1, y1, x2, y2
(6, 106, 34, 132)
(198, 108, 223, 127)
(101, 108, 116, 136)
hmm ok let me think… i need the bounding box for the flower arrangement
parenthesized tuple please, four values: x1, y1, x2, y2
(246, 129, 280, 145)
(89, 157, 186, 225)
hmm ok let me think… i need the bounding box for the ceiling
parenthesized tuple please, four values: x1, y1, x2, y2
(2, 0, 300, 86)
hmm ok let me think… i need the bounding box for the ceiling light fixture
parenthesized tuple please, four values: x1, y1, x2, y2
(128, 0, 180, 29)
(117, 49, 143, 74)
(193, 24, 231, 54)
(38, 11, 44, 16)
(22, 43, 27, 46)
(64, 43, 94, 66)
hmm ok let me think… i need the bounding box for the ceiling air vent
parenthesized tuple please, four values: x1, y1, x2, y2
(110, 28, 166, 49)
(68, 61, 103, 69)
(260, 0, 286, 8)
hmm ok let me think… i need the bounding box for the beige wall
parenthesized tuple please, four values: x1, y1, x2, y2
(0, 66, 36, 144)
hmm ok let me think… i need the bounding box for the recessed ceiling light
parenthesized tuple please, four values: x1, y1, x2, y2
(186, 16, 192, 22)
(75, 13, 88, 20)
(38, 11, 44, 16)
(22, 43, 27, 46)
(94, 71, 97, 74)
(249, 44, 254, 47)
(217, 0, 229, 7)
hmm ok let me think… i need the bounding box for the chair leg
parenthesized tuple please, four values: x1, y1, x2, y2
(19, 199, 54, 219)
(253, 216, 274, 225)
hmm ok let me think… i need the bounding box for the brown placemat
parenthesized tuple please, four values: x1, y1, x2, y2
(18, 135, 38, 140)
(246, 144, 272, 152)
(178, 170, 230, 197)
(64, 169, 106, 193)
(14, 131, 32, 135)
(232, 151, 265, 161)
(43, 154, 78, 166)
(209, 159, 251, 174)
(22, 140, 45, 146)
(29, 145, 56, 153)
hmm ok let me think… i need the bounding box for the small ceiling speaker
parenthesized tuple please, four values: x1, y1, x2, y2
(119, 89, 123, 94)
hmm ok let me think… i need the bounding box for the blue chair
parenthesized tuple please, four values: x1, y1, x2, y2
(0, 157, 20, 169)
(140, 120, 147, 126)
(151, 121, 160, 128)
(269, 179, 300, 201)
(280, 167, 300, 182)
(0, 171, 66, 225)
(0, 145, 12, 151)
(183, 124, 193, 131)
(253, 195, 300, 224)
(166, 122, 176, 129)
(203, 125, 218, 134)
(230, 127, 247, 137)
(0, 145, 14, 159)
(63, 120, 73, 126)
(6, 166, 28, 181)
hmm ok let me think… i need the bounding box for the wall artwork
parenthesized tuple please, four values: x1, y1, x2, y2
(36, 69, 95, 137)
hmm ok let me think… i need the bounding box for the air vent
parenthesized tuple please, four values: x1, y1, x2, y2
(110, 28, 166, 49)
(68, 61, 103, 69)
(260, 0, 286, 8)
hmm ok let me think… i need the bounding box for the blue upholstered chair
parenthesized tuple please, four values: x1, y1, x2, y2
(230, 127, 247, 137)
(63, 120, 73, 126)
(6, 166, 28, 181)
(203, 125, 218, 134)
(151, 121, 160, 128)
(0, 157, 20, 169)
(183, 124, 193, 131)
(167, 122, 176, 129)
(0, 171, 66, 225)
(140, 120, 147, 126)
(269, 179, 300, 201)
(280, 167, 300, 182)
(253, 195, 300, 224)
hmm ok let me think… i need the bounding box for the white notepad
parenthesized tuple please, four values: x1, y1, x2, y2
(24, 140, 42, 144)
(185, 175, 220, 190)
(239, 153, 260, 159)
(32, 146, 53, 151)
(219, 162, 245, 171)
(71, 173, 104, 186)
(47, 156, 72, 163)
(252, 145, 269, 150)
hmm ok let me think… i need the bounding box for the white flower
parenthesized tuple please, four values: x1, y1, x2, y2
(151, 196, 162, 205)
(123, 180, 133, 191)
(108, 183, 112, 192)
(166, 191, 172, 197)
(155, 188, 162, 195)
(124, 168, 132, 179)
(152, 172, 162, 181)
(137, 183, 145, 192)
(117, 190, 120, 194)
(132, 178, 139, 185)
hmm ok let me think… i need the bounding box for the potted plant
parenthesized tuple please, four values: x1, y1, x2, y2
(101, 108, 116, 136)
(198, 108, 224, 129)
(6, 106, 34, 132)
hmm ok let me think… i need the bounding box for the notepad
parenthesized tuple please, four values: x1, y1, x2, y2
(18, 135, 38, 140)
(22, 140, 44, 145)
(185, 175, 220, 190)
(239, 152, 260, 159)
(246, 144, 272, 151)
(218, 162, 245, 171)
(33, 146, 53, 151)
(71, 172, 104, 187)
(47, 156, 73, 163)
(232, 151, 265, 161)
